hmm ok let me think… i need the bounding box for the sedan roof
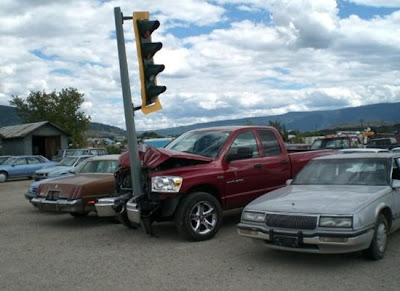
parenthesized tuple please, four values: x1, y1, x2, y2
(315, 152, 400, 160)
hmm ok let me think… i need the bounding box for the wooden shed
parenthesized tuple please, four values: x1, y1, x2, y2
(0, 121, 69, 159)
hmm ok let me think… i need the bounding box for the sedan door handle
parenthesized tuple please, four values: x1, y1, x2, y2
(254, 163, 262, 169)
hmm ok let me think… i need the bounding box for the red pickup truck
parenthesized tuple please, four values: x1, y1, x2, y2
(100, 126, 333, 241)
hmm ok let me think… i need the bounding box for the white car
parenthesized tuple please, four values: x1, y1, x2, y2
(392, 147, 400, 153)
(337, 148, 390, 154)
(32, 155, 92, 181)
(237, 153, 400, 260)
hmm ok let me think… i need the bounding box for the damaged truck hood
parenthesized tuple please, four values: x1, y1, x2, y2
(119, 147, 213, 169)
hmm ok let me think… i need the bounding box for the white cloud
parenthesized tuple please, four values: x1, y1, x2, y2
(0, 0, 399, 132)
(346, 0, 400, 8)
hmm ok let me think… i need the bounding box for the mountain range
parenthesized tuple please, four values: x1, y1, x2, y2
(1, 102, 400, 137)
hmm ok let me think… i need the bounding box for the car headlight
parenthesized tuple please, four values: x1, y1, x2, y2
(319, 216, 352, 228)
(152, 176, 183, 193)
(241, 211, 266, 223)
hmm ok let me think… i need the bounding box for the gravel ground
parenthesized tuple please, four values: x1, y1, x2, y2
(1, 179, 399, 291)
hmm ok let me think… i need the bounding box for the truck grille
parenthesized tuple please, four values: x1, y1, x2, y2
(265, 214, 317, 230)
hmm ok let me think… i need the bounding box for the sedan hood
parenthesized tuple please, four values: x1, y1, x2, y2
(119, 147, 213, 169)
(247, 185, 390, 214)
(36, 166, 72, 175)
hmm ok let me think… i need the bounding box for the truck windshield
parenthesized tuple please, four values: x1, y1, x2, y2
(165, 130, 231, 158)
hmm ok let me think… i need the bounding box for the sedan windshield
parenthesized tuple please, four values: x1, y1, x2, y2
(292, 158, 390, 186)
(58, 157, 78, 167)
(78, 160, 118, 174)
(165, 130, 231, 158)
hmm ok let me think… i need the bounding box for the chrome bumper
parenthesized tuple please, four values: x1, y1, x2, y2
(126, 198, 141, 224)
(237, 224, 374, 254)
(95, 197, 118, 217)
(30, 197, 86, 213)
(25, 191, 35, 201)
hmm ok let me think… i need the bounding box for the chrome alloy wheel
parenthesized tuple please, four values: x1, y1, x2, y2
(376, 222, 388, 253)
(189, 201, 217, 235)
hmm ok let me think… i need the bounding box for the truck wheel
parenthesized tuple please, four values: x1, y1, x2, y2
(365, 214, 388, 260)
(175, 192, 223, 241)
(0, 171, 8, 183)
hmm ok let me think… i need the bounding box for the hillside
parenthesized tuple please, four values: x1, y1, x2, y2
(150, 102, 400, 136)
(1, 102, 400, 137)
(0, 105, 21, 127)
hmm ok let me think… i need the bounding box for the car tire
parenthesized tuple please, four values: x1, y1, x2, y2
(365, 214, 388, 260)
(175, 192, 223, 241)
(0, 171, 7, 183)
(70, 212, 89, 217)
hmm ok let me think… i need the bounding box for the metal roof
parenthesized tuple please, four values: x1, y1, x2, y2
(0, 121, 69, 139)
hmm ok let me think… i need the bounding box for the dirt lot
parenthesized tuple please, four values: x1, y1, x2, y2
(1, 179, 400, 291)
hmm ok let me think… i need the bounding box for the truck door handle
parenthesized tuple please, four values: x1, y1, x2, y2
(254, 163, 262, 169)
(281, 159, 289, 164)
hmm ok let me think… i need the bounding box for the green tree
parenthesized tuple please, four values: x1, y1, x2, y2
(268, 120, 289, 142)
(10, 88, 91, 147)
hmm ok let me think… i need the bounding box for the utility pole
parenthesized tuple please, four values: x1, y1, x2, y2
(114, 7, 144, 198)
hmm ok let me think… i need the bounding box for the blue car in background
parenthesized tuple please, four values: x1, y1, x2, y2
(0, 155, 58, 183)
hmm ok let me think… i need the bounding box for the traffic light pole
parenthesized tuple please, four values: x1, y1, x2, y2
(114, 7, 144, 198)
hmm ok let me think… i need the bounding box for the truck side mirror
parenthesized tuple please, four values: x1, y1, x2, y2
(225, 146, 253, 162)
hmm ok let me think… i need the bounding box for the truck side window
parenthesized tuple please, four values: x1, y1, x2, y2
(257, 130, 282, 156)
(228, 131, 259, 158)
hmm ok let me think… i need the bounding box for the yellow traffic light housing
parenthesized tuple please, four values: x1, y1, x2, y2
(133, 11, 166, 114)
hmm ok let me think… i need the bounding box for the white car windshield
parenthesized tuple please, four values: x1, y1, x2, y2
(58, 157, 79, 167)
(165, 131, 231, 158)
(292, 158, 390, 186)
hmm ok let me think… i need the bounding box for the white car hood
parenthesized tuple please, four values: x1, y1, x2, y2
(36, 166, 72, 175)
(247, 185, 390, 215)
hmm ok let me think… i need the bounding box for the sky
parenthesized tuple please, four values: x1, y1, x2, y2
(1, 0, 399, 132)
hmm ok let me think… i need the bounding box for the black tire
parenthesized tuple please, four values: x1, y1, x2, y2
(70, 212, 89, 218)
(0, 171, 8, 183)
(175, 192, 223, 241)
(365, 214, 388, 260)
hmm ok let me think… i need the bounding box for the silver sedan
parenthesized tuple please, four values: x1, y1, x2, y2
(237, 153, 400, 260)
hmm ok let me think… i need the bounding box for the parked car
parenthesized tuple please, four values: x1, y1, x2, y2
(237, 153, 400, 260)
(51, 148, 107, 162)
(0, 155, 58, 183)
(311, 136, 362, 150)
(72, 148, 107, 156)
(337, 148, 390, 154)
(391, 147, 400, 153)
(96, 126, 334, 241)
(51, 149, 77, 162)
(30, 155, 120, 217)
(0, 155, 13, 164)
(366, 137, 399, 150)
(32, 155, 93, 181)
